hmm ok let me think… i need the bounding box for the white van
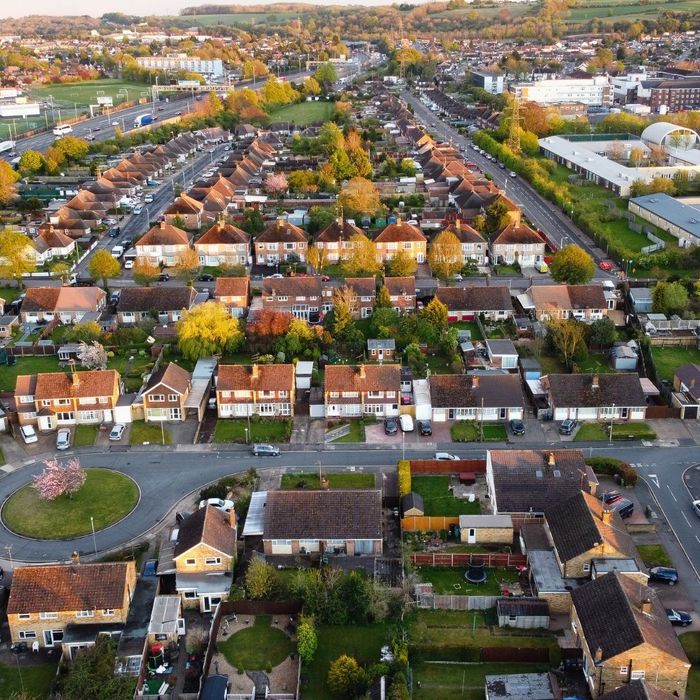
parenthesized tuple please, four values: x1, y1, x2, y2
(111, 245, 124, 259)
(399, 415, 414, 432)
(52, 124, 73, 136)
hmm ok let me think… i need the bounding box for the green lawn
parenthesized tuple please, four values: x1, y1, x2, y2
(129, 420, 172, 445)
(412, 476, 481, 516)
(218, 616, 295, 672)
(0, 660, 58, 700)
(574, 423, 608, 441)
(679, 632, 700, 700)
(280, 471, 375, 489)
(214, 418, 292, 443)
(417, 566, 519, 596)
(651, 346, 700, 383)
(452, 321, 483, 340)
(330, 420, 366, 443)
(0, 286, 22, 303)
(0, 355, 62, 391)
(574, 422, 656, 441)
(2, 468, 138, 539)
(303, 624, 390, 700)
(31, 79, 151, 109)
(451, 422, 479, 442)
(636, 543, 673, 568)
(73, 424, 98, 447)
(424, 351, 459, 374)
(482, 424, 507, 441)
(268, 101, 335, 126)
(575, 353, 614, 373)
(493, 265, 521, 276)
(0, 448, 5, 466)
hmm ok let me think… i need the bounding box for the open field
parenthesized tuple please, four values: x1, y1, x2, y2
(268, 101, 334, 126)
(433, 3, 533, 19)
(30, 79, 151, 110)
(181, 11, 299, 25)
(565, 0, 700, 23)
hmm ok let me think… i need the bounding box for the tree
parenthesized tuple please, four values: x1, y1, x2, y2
(327, 655, 366, 699)
(319, 122, 345, 155)
(0, 161, 20, 206)
(421, 297, 448, 336)
(405, 342, 428, 377)
(308, 205, 337, 235)
(303, 76, 321, 96)
(173, 248, 201, 285)
(297, 615, 318, 664)
(549, 245, 595, 284)
(0, 230, 35, 287)
(177, 301, 244, 361)
(241, 208, 265, 236)
(247, 310, 293, 353)
(32, 457, 86, 501)
(245, 557, 280, 600)
(652, 281, 689, 316)
(264, 172, 288, 195)
(588, 317, 616, 347)
(52, 261, 72, 284)
(242, 59, 270, 81)
(376, 285, 392, 309)
(314, 62, 338, 92)
(386, 250, 417, 277)
(548, 319, 587, 368)
(330, 288, 356, 337)
(307, 245, 329, 273)
(88, 249, 121, 291)
(484, 201, 510, 234)
(428, 231, 462, 281)
(132, 259, 160, 286)
(338, 177, 381, 218)
(78, 340, 108, 370)
(18, 150, 44, 177)
(342, 233, 382, 277)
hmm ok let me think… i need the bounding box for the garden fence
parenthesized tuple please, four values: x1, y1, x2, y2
(401, 516, 460, 532)
(410, 459, 486, 475)
(417, 594, 501, 610)
(412, 553, 527, 568)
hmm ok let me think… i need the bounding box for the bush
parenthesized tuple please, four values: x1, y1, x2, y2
(585, 457, 637, 487)
(398, 460, 411, 497)
(199, 475, 240, 501)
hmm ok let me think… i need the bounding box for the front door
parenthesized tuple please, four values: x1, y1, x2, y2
(468, 528, 476, 544)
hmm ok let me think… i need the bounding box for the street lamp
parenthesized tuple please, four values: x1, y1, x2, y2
(609, 403, 615, 443)
(90, 516, 97, 555)
(244, 427, 249, 444)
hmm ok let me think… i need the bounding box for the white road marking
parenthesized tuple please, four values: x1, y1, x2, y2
(667, 484, 678, 501)
(648, 474, 660, 488)
(682, 512, 691, 526)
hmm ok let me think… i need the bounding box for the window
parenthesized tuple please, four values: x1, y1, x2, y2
(41, 400, 51, 407)
(40, 612, 58, 620)
(582, 563, 591, 572)
(329, 392, 339, 398)
(205, 557, 221, 566)
(56, 398, 70, 406)
(620, 667, 628, 675)
(279, 390, 288, 398)
(150, 394, 165, 402)
(103, 609, 115, 616)
(57, 412, 75, 422)
(183, 591, 198, 599)
(19, 631, 37, 639)
(76, 610, 94, 618)
(185, 558, 196, 566)
(631, 671, 645, 681)
(167, 394, 178, 402)
(18, 613, 31, 620)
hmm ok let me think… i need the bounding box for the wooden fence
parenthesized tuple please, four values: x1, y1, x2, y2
(646, 405, 681, 419)
(401, 516, 459, 532)
(410, 459, 486, 475)
(412, 552, 527, 568)
(416, 594, 500, 610)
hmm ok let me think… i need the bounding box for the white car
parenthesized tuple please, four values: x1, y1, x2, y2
(109, 423, 126, 441)
(144, 194, 154, 203)
(56, 428, 71, 450)
(199, 498, 234, 512)
(124, 259, 134, 269)
(132, 206, 143, 215)
(399, 415, 414, 432)
(20, 425, 38, 444)
(435, 452, 460, 461)
(509, 171, 517, 178)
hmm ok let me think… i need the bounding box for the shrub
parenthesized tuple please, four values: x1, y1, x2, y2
(585, 457, 637, 487)
(398, 460, 411, 497)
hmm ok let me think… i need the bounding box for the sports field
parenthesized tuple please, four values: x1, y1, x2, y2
(268, 101, 334, 125)
(30, 79, 151, 110)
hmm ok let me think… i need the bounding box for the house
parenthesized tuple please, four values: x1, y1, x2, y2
(496, 599, 550, 630)
(671, 363, 700, 420)
(325, 364, 401, 418)
(345, 277, 376, 319)
(436, 286, 513, 321)
(7, 561, 137, 655)
(486, 339, 518, 370)
(0, 314, 19, 339)
(116, 287, 197, 325)
(485, 672, 557, 700)
(530, 285, 608, 323)
(570, 573, 690, 697)
(374, 220, 427, 263)
(429, 374, 525, 422)
(164, 192, 204, 229)
(314, 218, 366, 263)
(32, 226, 77, 263)
(458, 514, 513, 545)
(194, 220, 250, 267)
(541, 373, 648, 422)
(15, 369, 121, 432)
(402, 492, 424, 517)
(213, 277, 250, 318)
(135, 221, 191, 268)
(367, 338, 396, 362)
(441, 220, 487, 265)
(383, 276, 416, 313)
(21, 287, 106, 324)
(597, 680, 680, 700)
(489, 222, 545, 267)
(217, 364, 295, 418)
(255, 218, 307, 266)
(486, 449, 598, 518)
(262, 489, 383, 556)
(142, 362, 192, 423)
(261, 276, 331, 322)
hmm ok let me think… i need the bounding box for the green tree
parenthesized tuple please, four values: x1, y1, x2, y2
(370, 306, 399, 338)
(327, 655, 366, 699)
(177, 301, 244, 361)
(314, 62, 338, 92)
(307, 205, 337, 236)
(319, 122, 345, 155)
(376, 285, 392, 309)
(386, 250, 417, 277)
(421, 297, 448, 336)
(549, 245, 595, 284)
(652, 281, 689, 315)
(241, 208, 265, 236)
(88, 249, 121, 291)
(405, 342, 428, 377)
(53, 135, 90, 162)
(0, 229, 35, 287)
(485, 201, 510, 234)
(18, 149, 44, 177)
(428, 230, 462, 281)
(548, 318, 587, 368)
(297, 615, 318, 665)
(588, 317, 616, 347)
(245, 557, 280, 600)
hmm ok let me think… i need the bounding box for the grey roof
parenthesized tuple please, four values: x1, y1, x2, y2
(242, 491, 267, 537)
(402, 492, 424, 513)
(368, 338, 396, 350)
(528, 549, 580, 593)
(459, 514, 513, 529)
(598, 680, 680, 700)
(486, 339, 518, 356)
(148, 596, 181, 636)
(496, 598, 550, 618)
(176, 572, 232, 594)
(630, 193, 700, 241)
(485, 673, 555, 700)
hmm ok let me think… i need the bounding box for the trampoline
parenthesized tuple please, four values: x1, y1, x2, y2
(465, 562, 487, 584)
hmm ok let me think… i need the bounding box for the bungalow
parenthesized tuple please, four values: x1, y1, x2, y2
(194, 220, 250, 268)
(325, 364, 401, 418)
(142, 362, 192, 423)
(255, 218, 307, 266)
(530, 285, 608, 323)
(489, 222, 545, 268)
(216, 364, 295, 418)
(261, 276, 331, 322)
(374, 221, 427, 263)
(32, 226, 77, 264)
(383, 276, 416, 313)
(314, 218, 366, 263)
(345, 277, 377, 319)
(135, 221, 191, 268)
(213, 277, 250, 318)
(367, 338, 396, 362)
(116, 287, 197, 325)
(671, 363, 700, 420)
(21, 287, 106, 325)
(436, 287, 513, 322)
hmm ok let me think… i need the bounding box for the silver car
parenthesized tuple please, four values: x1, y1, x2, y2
(109, 423, 126, 441)
(252, 443, 280, 457)
(56, 428, 71, 450)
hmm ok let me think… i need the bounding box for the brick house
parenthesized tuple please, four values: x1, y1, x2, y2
(570, 573, 690, 697)
(436, 286, 513, 322)
(441, 220, 487, 265)
(7, 561, 137, 655)
(383, 276, 416, 313)
(345, 277, 377, 319)
(374, 221, 427, 263)
(142, 362, 192, 423)
(262, 490, 383, 556)
(255, 218, 308, 266)
(367, 338, 396, 362)
(21, 287, 106, 324)
(135, 221, 191, 268)
(15, 369, 121, 432)
(324, 364, 400, 418)
(597, 680, 680, 700)
(164, 193, 204, 230)
(672, 363, 700, 419)
(261, 276, 332, 322)
(194, 220, 250, 267)
(32, 226, 77, 264)
(530, 285, 609, 323)
(116, 287, 197, 325)
(213, 277, 250, 318)
(216, 364, 295, 417)
(489, 222, 545, 267)
(314, 218, 366, 263)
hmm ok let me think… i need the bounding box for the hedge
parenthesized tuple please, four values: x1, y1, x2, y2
(585, 457, 638, 487)
(398, 460, 411, 498)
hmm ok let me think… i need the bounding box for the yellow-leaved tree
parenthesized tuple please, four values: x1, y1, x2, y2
(177, 301, 244, 361)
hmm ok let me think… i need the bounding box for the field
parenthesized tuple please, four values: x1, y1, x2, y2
(651, 346, 700, 383)
(178, 11, 298, 25)
(268, 101, 334, 126)
(30, 79, 151, 110)
(565, 0, 700, 23)
(433, 3, 532, 19)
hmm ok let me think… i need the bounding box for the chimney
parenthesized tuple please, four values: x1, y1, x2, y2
(251, 364, 260, 380)
(72, 367, 80, 388)
(160, 219, 166, 229)
(594, 646, 603, 663)
(455, 219, 461, 230)
(70, 551, 80, 566)
(591, 373, 600, 390)
(359, 364, 366, 380)
(601, 508, 614, 524)
(229, 505, 237, 530)
(547, 452, 556, 467)
(640, 599, 652, 615)
(472, 375, 479, 389)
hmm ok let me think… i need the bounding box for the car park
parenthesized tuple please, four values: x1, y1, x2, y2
(666, 608, 692, 626)
(418, 420, 432, 436)
(199, 498, 234, 512)
(56, 428, 71, 450)
(20, 425, 38, 444)
(559, 418, 577, 435)
(109, 423, 126, 441)
(399, 415, 414, 432)
(435, 452, 459, 460)
(509, 419, 525, 436)
(649, 567, 679, 585)
(252, 443, 280, 456)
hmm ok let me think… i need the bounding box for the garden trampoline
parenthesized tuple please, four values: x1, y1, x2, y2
(465, 562, 487, 584)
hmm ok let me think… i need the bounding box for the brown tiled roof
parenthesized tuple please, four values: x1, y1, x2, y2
(599, 680, 680, 700)
(31, 370, 119, 401)
(145, 362, 191, 396)
(257, 219, 307, 243)
(196, 221, 249, 246)
(8, 562, 132, 614)
(567, 284, 607, 310)
(218, 364, 294, 392)
(543, 373, 646, 408)
(325, 364, 400, 393)
(117, 286, 196, 313)
(316, 219, 365, 243)
(263, 490, 382, 540)
(490, 222, 543, 245)
(14, 374, 37, 399)
(436, 286, 512, 312)
(136, 222, 190, 247)
(383, 276, 415, 295)
(22, 287, 105, 313)
(429, 374, 524, 408)
(345, 277, 376, 298)
(374, 221, 426, 243)
(262, 277, 321, 297)
(174, 505, 236, 558)
(531, 285, 572, 312)
(215, 277, 250, 298)
(571, 572, 689, 664)
(442, 221, 485, 244)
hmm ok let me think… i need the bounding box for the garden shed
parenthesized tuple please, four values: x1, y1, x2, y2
(459, 514, 513, 545)
(402, 492, 425, 517)
(496, 598, 550, 629)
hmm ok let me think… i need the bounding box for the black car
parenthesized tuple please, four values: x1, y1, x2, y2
(612, 497, 634, 519)
(158, 273, 170, 282)
(666, 608, 692, 626)
(198, 273, 215, 282)
(509, 419, 525, 436)
(418, 420, 432, 436)
(108, 228, 120, 238)
(559, 418, 578, 435)
(384, 418, 398, 435)
(649, 566, 679, 585)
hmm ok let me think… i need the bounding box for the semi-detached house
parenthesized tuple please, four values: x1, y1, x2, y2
(324, 364, 400, 418)
(255, 218, 307, 266)
(21, 287, 106, 325)
(116, 287, 197, 325)
(216, 364, 295, 418)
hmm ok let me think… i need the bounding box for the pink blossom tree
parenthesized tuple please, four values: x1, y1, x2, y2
(32, 457, 87, 501)
(264, 172, 288, 195)
(77, 340, 108, 370)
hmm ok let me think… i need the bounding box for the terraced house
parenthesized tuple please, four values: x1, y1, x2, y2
(216, 364, 295, 417)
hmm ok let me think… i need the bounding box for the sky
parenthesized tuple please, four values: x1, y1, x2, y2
(7, 0, 403, 18)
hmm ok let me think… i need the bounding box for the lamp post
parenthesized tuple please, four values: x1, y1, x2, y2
(244, 427, 249, 444)
(609, 403, 615, 443)
(90, 516, 97, 555)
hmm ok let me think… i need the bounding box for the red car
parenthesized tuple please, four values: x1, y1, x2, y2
(599, 260, 614, 271)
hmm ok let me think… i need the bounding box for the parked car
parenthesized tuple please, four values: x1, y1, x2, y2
(56, 428, 71, 450)
(252, 443, 280, 456)
(110, 291, 121, 304)
(509, 419, 525, 436)
(198, 274, 215, 282)
(666, 608, 692, 626)
(435, 452, 459, 461)
(602, 491, 623, 505)
(509, 171, 517, 178)
(19, 425, 38, 444)
(612, 497, 634, 519)
(132, 206, 143, 215)
(384, 418, 399, 435)
(599, 260, 614, 271)
(158, 273, 170, 282)
(199, 498, 234, 512)
(399, 415, 414, 432)
(109, 423, 126, 441)
(649, 566, 679, 585)
(144, 194, 154, 203)
(108, 228, 120, 238)
(124, 259, 134, 269)
(401, 393, 411, 405)
(176, 511, 190, 524)
(558, 418, 578, 435)
(692, 499, 700, 517)
(418, 420, 432, 436)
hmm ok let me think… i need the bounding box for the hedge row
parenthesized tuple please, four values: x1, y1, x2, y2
(585, 457, 638, 487)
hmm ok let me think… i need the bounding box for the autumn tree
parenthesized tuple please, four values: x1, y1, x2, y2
(245, 557, 280, 600)
(307, 245, 329, 272)
(548, 318, 587, 368)
(327, 655, 366, 699)
(88, 249, 121, 291)
(386, 250, 417, 277)
(177, 301, 244, 360)
(652, 281, 689, 316)
(0, 161, 20, 206)
(32, 457, 86, 501)
(173, 248, 201, 286)
(247, 310, 293, 353)
(18, 150, 44, 177)
(264, 172, 288, 195)
(376, 285, 392, 309)
(52, 261, 72, 284)
(242, 58, 269, 81)
(421, 297, 448, 336)
(0, 230, 35, 287)
(339, 177, 381, 218)
(303, 76, 321, 96)
(78, 341, 108, 370)
(341, 233, 382, 277)
(132, 259, 160, 286)
(428, 230, 462, 281)
(549, 244, 595, 284)
(297, 615, 318, 664)
(262, 77, 299, 108)
(314, 62, 338, 92)
(319, 122, 345, 155)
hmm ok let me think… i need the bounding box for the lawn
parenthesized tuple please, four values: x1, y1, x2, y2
(107, 352, 154, 393)
(574, 423, 608, 441)
(452, 321, 483, 340)
(330, 420, 366, 443)
(0, 355, 62, 391)
(0, 286, 22, 303)
(679, 632, 700, 700)
(636, 543, 673, 568)
(482, 423, 507, 441)
(268, 101, 335, 126)
(575, 353, 614, 373)
(2, 468, 138, 539)
(424, 351, 459, 374)
(129, 420, 172, 445)
(0, 660, 58, 700)
(574, 422, 656, 441)
(417, 566, 519, 596)
(303, 623, 390, 700)
(651, 346, 700, 383)
(451, 422, 479, 442)
(280, 471, 375, 489)
(412, 476, 481, 516)
(218, 616, 295, 672)
(214, 418, 292, 443)
(493, 265, 521, 276)
(0, 448, 4, 466)
(74, 424, 98, 447)
(31, 79, 151, 109)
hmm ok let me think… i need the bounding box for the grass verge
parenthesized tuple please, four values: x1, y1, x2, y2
(214, 418, 292, 443)
(280, 472, 375, 489)
(330, 420, 366, 443)
(636, 543, 673, 569)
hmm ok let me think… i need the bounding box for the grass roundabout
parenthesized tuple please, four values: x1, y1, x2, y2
(2, 468, 139, 539)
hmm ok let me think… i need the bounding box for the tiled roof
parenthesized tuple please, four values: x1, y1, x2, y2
(383, 276, 415, 295)
(257, 219, 307, 243)
(196, 221, 249, 246)
(442, 221, 485, 244)
(263, 489, 382, 540)
(543, 373, 646, 408)
(436, 286, 513, 312)
(262, 277, 321, 297)
(599, 680, 680, 700)
(218, 364, 294, 392)
(325, 364, 400, 394)
(8, 562, 132, 614)
(429, 374, 524, 408)
(567, 284, 607, 309)
(214, 277, 250, 298)
(174, 505, 236, 558)
(29, 370, 119, 400)
(675, 363, 700, 401)
(22, 287, 105, 313)
(136, 222, 190, 247)
(374, 221, 427, 243)
(490, 222, 543, 246)
(117, 286, 196, 313)
(316, 219, 365, 243)
(145, 362, 191, 396)
(345, 277, 376, 298)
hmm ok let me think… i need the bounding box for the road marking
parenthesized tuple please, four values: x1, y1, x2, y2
(682, 512, 691, 527)
(667, 484, 677, 501)
(696, 535, 700, 543)
(648, 474, 660, 488)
